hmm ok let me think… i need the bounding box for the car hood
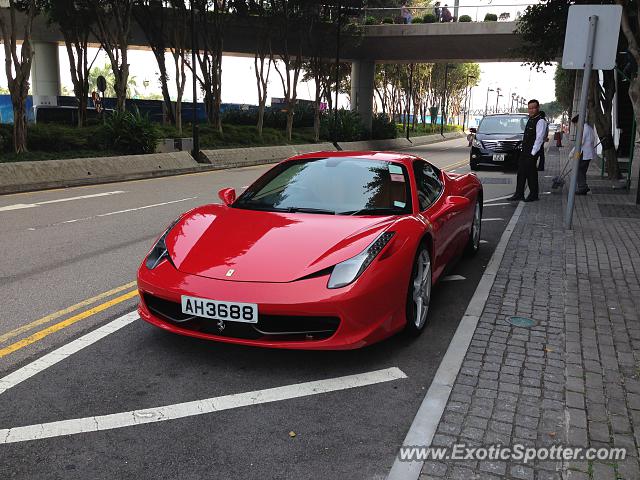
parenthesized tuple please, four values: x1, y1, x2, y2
(165, 204, 397, 283)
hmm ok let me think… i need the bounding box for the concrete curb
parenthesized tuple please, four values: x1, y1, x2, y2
(0, 133, 464, 195)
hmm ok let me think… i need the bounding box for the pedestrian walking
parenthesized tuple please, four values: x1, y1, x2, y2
(434, 2, 442, 21)
(441, 4, 453, 22)
(537, 110, 549, 171)
(569, 114, 597, 195)
(401, 3, 413, 24)
(508, 99, 547, 202)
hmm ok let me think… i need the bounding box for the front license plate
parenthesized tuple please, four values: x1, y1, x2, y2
(493, 154, 505, 162)
(181, 296, 258, 323)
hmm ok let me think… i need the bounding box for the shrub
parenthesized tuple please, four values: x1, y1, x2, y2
(484, 13, 497, 21)
(364, 16, 379, 25)
(221, 106, 315, 129)
(412, 16, 424, 23)
(0, 124, 12, 153)
(422, 13, 437, 23)
(382, 17, 394, 24)
(320, 110, 366, 142)
(27, 123, 101, 152)
(459, 15, 472, 22)
(371, 114, 397, 140)
(101, 108, 160, 154)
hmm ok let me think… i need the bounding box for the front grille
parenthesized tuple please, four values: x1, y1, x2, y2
(143, 293, 340, 341)
(482, 140, 521, 152)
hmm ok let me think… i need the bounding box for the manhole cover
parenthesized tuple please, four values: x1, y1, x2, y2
(598, 204, 640, 218)
(507, 316, 537, 328)
(481, 177, 513, 184)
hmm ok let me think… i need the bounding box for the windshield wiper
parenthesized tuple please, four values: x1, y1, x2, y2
(286, 207, 336, 215)
(341, 207, 403, 216)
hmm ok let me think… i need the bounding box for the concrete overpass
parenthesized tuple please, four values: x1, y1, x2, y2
(2, 8, 523, 129)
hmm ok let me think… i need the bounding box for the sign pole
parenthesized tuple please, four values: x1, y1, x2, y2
(565, 15, 598, 229)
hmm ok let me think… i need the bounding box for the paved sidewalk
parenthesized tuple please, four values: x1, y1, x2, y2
(420, 147, 640, 479)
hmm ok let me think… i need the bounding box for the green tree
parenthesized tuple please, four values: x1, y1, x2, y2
(44, 0, 97, 127)
(89, 63, 140, 99)
(539, 100, 563, 120)
(554, 67, 575, 114)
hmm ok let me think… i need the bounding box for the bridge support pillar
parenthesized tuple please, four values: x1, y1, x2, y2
(350, 60, 375, 133)
(30, 42, 61, 98)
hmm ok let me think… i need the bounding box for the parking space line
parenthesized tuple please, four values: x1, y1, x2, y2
(481, 218, 504, 222)
(0, 367, 407, 443)
(387, 202, 525, 480)
(483, 202, 510, 207)
(0, 290, 138, 359)
(0, 282, 137, 345)
(0, 191, 125, 212)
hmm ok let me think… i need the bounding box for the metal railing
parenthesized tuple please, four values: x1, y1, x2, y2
(361, 3, 536, 23)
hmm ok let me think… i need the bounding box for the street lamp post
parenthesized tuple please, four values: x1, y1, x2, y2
(484, 87, 494, 115)
(462, 74, 476, 131)
(510, 93, 516, 112)
(495, 87, 502, 112)
(190, 1, 200, 161)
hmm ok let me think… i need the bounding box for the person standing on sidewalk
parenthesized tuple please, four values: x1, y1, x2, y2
(569, 114, 597, 195)
(537, 111, 549, 171)
(434, 2, 442, 21)
(509, 99, 547, 202)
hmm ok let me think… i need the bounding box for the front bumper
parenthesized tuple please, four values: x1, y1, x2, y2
(470, 147, 520, 167)
(137, 255, 410, 350)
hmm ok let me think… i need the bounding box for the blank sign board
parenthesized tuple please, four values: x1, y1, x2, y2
(562, 5, 622, 70)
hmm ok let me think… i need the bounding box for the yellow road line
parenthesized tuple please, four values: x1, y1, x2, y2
(0, 290, 139, 359)
(0, 281, 137, 345)
(444, 159, 469, 170)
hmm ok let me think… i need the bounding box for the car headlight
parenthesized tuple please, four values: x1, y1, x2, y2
(145, 218, 181, 270)
(472, 138, 483, 148)
(327, 231, 395, 289)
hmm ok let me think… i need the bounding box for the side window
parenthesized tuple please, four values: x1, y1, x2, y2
(413, 160, 443, 210)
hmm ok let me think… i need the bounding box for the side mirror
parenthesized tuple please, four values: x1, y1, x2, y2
(218, 187, 236, 206)
(469, 127, 477, 134)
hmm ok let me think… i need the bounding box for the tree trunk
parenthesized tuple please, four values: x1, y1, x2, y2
(257, 100, 265, 137)
(286, 102, 294, 142)
(11, 94, 28, 153)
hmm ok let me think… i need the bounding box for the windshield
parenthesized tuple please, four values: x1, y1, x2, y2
(478, 116, 528, 134)
(234, 157, 412, 215)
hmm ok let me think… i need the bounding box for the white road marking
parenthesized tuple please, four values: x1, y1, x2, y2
(0, 311, 139, 396)
(483, 202, 510, 207)
(0, 191, 125, 212)
(481, 218, 504, 222)
(95, 197, 198, 217)
(0, 367, 407, 443)
(483, 194, 515, 204)
(27, 197, 199, 230)
(441, 275, 466, 282)
(480, 240, 489, 244)
(387, 202, 525, 480)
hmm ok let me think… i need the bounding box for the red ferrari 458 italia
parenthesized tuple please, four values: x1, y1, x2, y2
(137, 151, 482, 350)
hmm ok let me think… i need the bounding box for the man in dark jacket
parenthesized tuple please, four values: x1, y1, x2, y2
(508, 99, 547, 202)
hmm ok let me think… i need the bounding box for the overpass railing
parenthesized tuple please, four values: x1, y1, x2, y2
(361, 4, 536, 24)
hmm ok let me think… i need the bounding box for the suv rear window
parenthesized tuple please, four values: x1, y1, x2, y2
(477, 116, 527, 134)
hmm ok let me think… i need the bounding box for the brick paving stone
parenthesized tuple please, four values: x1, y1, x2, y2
(417, 148, 640, 479)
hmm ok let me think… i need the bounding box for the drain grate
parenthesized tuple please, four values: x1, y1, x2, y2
(598, 204, 640, 218)
(507, 316, 537, 328)
(480, 177, 513, 184)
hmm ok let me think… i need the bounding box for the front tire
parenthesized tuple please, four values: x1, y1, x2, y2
(405, 244, 432, 336)
(465, 199, 482, 256)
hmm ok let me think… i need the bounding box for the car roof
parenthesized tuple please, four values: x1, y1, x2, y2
(285, 151, 422, 167)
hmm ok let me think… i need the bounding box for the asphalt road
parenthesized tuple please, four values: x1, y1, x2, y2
(0, 138, 521, 479)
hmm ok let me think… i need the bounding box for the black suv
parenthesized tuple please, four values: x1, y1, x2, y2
(469, 114, 528, 170)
